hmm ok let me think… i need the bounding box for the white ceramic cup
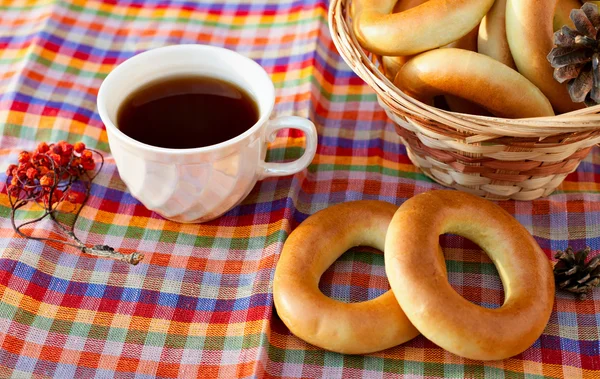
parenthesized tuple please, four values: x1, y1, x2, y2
(97, 44, 317, 223)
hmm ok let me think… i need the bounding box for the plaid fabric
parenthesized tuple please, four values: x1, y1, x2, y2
(0, 0, 599, 378)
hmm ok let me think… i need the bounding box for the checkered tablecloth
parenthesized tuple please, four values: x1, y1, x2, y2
(0, 1, 599, 378)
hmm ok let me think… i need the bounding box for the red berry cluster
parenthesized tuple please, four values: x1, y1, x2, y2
(5, 141, 97, 206)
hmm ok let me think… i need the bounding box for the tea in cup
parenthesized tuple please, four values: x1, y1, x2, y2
(97, 44, 318, 223)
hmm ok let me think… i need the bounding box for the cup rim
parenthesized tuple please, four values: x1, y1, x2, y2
(97, 44, 275, 155)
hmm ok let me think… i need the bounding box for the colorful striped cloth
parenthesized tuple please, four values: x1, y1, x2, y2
(0, 0, 599, 378)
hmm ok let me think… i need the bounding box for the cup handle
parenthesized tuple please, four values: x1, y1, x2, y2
(257, 115, 318, 180)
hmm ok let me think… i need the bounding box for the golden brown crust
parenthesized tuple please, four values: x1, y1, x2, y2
(477, 0, 516, 68)
(382, 33, 489, 116)
(394, 48, 555, 118)
(353, 0, 495, 56)
(273, 201, 421, 354)
(553, 0, 580, 31)
(443, 23, 479, 51)
(382, 55, 412, 81)
(379, 0, 428, 80)
(384, 190, 555, 360)
(441, 25, 491, 115)
(380, 0, 486, 116)
(506, 0, 584, 113)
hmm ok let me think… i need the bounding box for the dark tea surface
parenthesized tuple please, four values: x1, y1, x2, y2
(117, 75, 259, 149)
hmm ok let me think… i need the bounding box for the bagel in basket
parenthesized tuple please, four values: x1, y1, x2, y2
(506, 0, 584, 113)
(394, 48, 555, 118)
(351, 0, 592, 116)
(477, 0, 515, 68)
(378, 0, 486, 116)
(352, 0, 495, 56)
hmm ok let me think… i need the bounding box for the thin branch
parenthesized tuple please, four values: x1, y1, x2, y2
(6, 142, 143, 265)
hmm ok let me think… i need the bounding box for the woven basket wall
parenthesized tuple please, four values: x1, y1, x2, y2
(328, 0, 600, 200)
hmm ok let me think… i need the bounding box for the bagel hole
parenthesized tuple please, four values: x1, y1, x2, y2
(440, 234, 505, 309)
(318, 246, 389, 303)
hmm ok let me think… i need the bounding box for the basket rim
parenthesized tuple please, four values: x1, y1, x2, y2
(328, 0, 600, 139)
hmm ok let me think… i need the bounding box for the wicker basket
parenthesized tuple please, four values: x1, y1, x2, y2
(328, 0, 600, 200)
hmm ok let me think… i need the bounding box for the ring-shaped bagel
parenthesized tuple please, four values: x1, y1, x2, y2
(273, 200, 443, 354)
(477, 0, 516, 69)
(352, 0, 495, 56)
(506, 0, 584, 113)
(394, 48, 555, 118)
(384, 190, 555, 361)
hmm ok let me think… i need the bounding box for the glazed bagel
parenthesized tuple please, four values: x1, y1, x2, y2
(380, 16, 486, 116)
(273, 201, 444, 354)
(385, 190, 555, 361)
(394, 48, 555, 118)
(477, 0, 516, 68)
(380, 26, 481, 82)
(440, 26, 491, 116)
(378, 0, 428, 80)
(377, 0, 485, 115)
(385, 54, 490, 116)
(506, 0, 584, 113)
(353, 0, 495, 56)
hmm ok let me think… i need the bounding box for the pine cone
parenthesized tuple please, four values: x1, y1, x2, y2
(554, 247, 600, 300)
(547, 3, 600, 106)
